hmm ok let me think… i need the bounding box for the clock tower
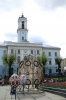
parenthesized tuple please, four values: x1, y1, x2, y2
(17, 13, 28, 42)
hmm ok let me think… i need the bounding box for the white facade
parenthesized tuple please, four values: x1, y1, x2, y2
(17, 14, 28, 42)
(42, 47, 60, 74)
(0, 13, 61, 77)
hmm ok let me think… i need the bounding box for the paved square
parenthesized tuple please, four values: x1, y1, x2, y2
(0, 85, 66, 100)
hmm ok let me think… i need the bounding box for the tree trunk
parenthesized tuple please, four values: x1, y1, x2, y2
(58, 65, 61, 77)
(9, 66, 11, 78)
(43, 67, 45, 76)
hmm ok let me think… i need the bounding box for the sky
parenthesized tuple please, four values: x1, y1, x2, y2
(0, 0, 66, 58)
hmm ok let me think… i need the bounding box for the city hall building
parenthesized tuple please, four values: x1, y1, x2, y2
(0, 13, 60, 77)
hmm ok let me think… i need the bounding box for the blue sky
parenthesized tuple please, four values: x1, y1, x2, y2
(0, 0, 66, 58)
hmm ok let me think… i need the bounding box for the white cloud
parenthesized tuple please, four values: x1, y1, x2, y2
(0, 0, 25, 11)
(0, 0, 66, 58)
(34, 0, 66, 10)
(0, 9, 22, 42)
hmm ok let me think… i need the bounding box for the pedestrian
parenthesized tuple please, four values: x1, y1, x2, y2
(2, 78, 4, 86)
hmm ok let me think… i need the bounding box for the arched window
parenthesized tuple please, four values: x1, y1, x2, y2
(17, 56, 20, 63)
(22, 21, 24, 29)
(22, 37, 24, 40)
(24, 56, 28, 60)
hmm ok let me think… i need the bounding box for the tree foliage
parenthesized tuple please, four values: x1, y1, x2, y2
(2, 54, 16, 77)
(37, 52, 48, 75)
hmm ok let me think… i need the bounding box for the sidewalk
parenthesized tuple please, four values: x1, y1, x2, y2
(0, 85, 66, 100)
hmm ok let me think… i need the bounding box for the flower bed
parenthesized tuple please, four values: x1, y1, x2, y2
(43, 82, 66, 89)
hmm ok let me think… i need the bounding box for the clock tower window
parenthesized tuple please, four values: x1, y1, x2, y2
(22, 21, 24, 29)
(22, 37, 24, 41)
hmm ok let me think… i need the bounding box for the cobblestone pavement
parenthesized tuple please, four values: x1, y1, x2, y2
(0, 85, 66, 100)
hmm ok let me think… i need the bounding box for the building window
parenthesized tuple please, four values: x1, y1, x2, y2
(22, 21, 24, 29)
(11, 49, 13, 54)
(55, 52, 57, 56)
(37, 50, 39, 54)
(55, 59, 57, 65)
(48, 52, 51, 56)
(22, 37, 24, 40)
(49, 59, 52, 65)
(31, 50, 33, 54)
(49, 68, 52, 74)
(17, 68, 18, 74)
(17, 56, 20, 63)
(56, 69, 58, 72)
(18, 49, 20, 54)
(4, 50, 6, 54)
(24, 56, 28, 60)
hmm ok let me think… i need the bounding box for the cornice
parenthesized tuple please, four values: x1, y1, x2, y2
(6, 42, 43, 48)
(42, 47, 61, 50)
(8, 46, 42, 50)
(0, 45, 7, 48)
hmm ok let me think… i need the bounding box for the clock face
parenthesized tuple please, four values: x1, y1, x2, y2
(24, 50, 27, 53)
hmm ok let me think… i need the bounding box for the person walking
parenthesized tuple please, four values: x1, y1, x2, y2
(2, 78, 4, 86)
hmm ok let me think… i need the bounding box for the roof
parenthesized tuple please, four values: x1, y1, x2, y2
(0, 41, 61, 49)
(19, 13, 26, 19)
(1, 41, 43, 48)
(43, 44, 61, 49)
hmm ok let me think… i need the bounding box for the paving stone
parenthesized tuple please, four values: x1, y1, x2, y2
(0, 85, 66, 100)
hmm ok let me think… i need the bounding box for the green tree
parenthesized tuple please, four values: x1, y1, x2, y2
(37, 52, 48, 75)
(55, 56, 62, 75)
(2, 54, 16, 77)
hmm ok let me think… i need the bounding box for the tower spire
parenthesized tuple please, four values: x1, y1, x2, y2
(22, 10, 24, 17)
